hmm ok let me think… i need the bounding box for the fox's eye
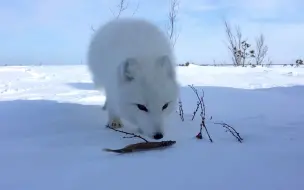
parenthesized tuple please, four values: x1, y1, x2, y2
(162, 103, 169, 110)
(136, 104, 148, 112)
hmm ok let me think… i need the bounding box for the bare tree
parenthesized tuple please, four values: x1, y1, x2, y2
(109, 0, 134, 18)
(224, 20, 240, 66)
(131, 1, 140, 16)
(167, 0, 180, 47)
(254, 34, 268, 65)
(223, 20, 254, 66)
(91, 0, 139, 32)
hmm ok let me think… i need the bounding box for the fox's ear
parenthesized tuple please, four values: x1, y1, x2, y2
(156, 55, 175, 79)
(119, 57, 140, 82)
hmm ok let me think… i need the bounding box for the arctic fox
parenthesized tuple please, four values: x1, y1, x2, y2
(86, 18, 179, 140)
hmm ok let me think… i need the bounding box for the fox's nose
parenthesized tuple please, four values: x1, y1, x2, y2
(153, 132, 163, 140)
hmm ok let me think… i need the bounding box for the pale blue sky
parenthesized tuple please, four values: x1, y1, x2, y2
(1, 0, 303, 65)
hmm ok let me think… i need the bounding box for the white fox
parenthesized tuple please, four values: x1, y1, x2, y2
(86, 18, 179, 140)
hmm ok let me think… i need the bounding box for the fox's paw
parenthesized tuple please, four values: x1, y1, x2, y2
(108, 117, 123, 129)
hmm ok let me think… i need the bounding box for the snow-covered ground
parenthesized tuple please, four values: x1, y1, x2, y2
(1, 64, 304, 190)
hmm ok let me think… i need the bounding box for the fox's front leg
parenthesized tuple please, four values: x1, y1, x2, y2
(106, 102, 123, 129)
(108, 114, 123, 129)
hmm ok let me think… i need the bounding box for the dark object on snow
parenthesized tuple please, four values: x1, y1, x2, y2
(103, 140, 176, 153)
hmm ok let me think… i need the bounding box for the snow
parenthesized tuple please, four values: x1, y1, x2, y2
(1, 64, 304, 190)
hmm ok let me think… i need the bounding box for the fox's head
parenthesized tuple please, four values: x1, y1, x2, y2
(117, 55, 179, 139)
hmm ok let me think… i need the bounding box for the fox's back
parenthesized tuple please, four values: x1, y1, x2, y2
(86, 18, 174, 88)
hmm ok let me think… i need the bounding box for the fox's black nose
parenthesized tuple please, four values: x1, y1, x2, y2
(153, 133, 163, 140)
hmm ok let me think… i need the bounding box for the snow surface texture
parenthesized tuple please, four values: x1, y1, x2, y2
(1, 64, 304, 190)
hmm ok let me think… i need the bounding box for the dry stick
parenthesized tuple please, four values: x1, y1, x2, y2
(191, 100, 200, 121)
(188, 85, 243, 143)
(189, 85, 244, 143)
(106, 125, 149, 142)
(178, 98, 184, 121)
(188, 85, 213, 142)
(213, 122, 243, 143)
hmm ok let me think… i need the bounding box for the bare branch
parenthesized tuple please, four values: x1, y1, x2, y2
(224, 20, 238, 66)
(178, 98, 184, 121)
(167, 0, 180, 47)
(131, 1, 140, 16)
(213, 122, 243, 143)
(117, 0, 129, 18)
(110, 0, 140, 18)
(186, 85, 243, 143)
(188, 84, 213, 142)
(106, 125, 149, 142)
(109, 0, 129, 18)
(90, 0, 140, 33)
(254, 34, 268, 65)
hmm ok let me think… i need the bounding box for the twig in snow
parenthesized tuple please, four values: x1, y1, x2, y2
(213, 122, 243, 143)
(106, 125, 149, 142)
(191, 99, 200, 121)
(188, 85, 243, 143)
(178, 98, 184, 121)
(188, 84, 213, 142)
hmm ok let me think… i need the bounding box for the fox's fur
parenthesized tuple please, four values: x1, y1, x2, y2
(86, 18, 179, 139)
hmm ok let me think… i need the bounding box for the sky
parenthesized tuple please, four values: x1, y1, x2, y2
(1, 0, 304, 65)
